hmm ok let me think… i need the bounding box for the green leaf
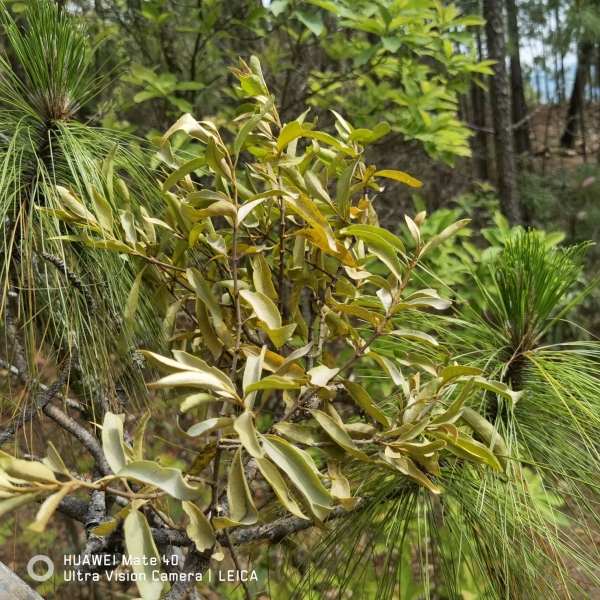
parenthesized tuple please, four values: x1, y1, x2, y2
(262, 434, 332, 520)
(252, 254, 278, 302)
(276, 121, 357, 156)
(457, 376, 524, 405)
(234, 95, 275, 157)
(0, 493, 43, 519)
(342, 380, 390, 426)
(117, 461, 203, 500)
(294, 10, 324, 36)
(374, 169, 422, 187)
(420, 219, 471, 257)
(124, 509, 163, 600)
(340, 224, 406, 256)
(440, 365, 483, 384)
(239, 289, 281, 329)
(245, 375, 301, 393)
(389, 329, 439, 346)
(133, 412, 151, 462)
(149, 369, 237, 399)
(460, 407, 508, 470)
(256, 457, 309, 519)
(42, 442, 71, 476)
(309, 410, 371, 461)
(89, 185, 113, 232)
(117, 266, 147, 356)
(29, 484, 74, 532)
(307, 364, 339, 387)
(234, 411, 264, 459)
(102, 412, 128, 474)
(182, 501, 216, 552)
(178, 417, 234, 439)
(213, 448, 258, 528)
(162, 157, 207, 192)
(336, 160, 357, 221)
(285, 193, 337, 251)
(0, 451, 57, 484)
(187, 268, 223, 327)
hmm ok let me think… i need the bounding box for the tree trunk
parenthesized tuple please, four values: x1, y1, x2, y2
(560, 41, 593, 148)
(505, 0, 530, 154)
(484, 0, 522, 226)
(470, 31, 489, 180)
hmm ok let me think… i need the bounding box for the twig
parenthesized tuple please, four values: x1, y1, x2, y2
(41, 252, 96, 311)
(224, 528, 252, 600)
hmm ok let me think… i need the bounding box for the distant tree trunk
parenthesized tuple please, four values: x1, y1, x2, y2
(470, 31, 489, 180)
(505, 0, 530, 155)
(560, 41, 593, 148)
(484, 0, 522, 226)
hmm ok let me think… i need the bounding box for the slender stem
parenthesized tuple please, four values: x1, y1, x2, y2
(224, 528, 253, 600)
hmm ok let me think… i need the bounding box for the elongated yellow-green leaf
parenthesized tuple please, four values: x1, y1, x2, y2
(262, 435, 332, 521)
(420, 219, 471, 257)
(42, 442, 71, 476)
(389, 329, 439, 346)
(342, 380, 390, 426)
(273, 422, 321, 445)
(256, 457, 308, 519)
(89, 185, 113, 232)
(440, 365, 483, 384)
(90, 520, 119, 536)
(56, 186, 97, 222)
(117, 266, 147, 356)
(239, 289, 281, 329)
(310, 410, 370, 461)
(374, 169, 422, 187)
(0, 451, 57, 484)
(172, 351, 235, 391)
(180, 393, 217, 413)
(304, 170, 332, 205)
(294, 228, 356, 266)
(196, 299, 223, 360)
(460, 407, 509, 470)
(243, 345, 265, 410)
(187, 270, 222, 328)
(102, 412, 128, 473)
(307, 364, 339, 387)
(117, 461, 203, 500)
(149, 371, 237, 399)
(162, 157, 207, 192)
(133, 412, 151, 462)
(284, 193, 337, 251)
(341, 227, 404, 280)
(432, 431, 503, 472)
(234, 411, 263, 458)
(29, 484, 74, 532)
(177, 417, 234, 439)
(182, 501, 216, 551)
(277, 121, 357, 156)
(252, 254, 278, 301)
(234, 95, 275, 156)
(0, 493, 43, 519)
(124, 509, 163, 600)
(213, 448, 258, 528)
(341, 224, 406, 256)
(456, 376, 524, 405)
(245, 375, 301, 394)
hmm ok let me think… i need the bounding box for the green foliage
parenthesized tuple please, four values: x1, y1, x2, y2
(0, 53, 516, 599)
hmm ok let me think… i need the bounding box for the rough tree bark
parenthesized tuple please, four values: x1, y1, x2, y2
(505, 0, 531, 154)
(484, 0, 522, 225)
(470, 30, 489, 180)
(560, 41, 593, 149)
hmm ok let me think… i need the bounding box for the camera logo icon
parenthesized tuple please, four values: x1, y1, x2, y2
(27, 555, 54, 582)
